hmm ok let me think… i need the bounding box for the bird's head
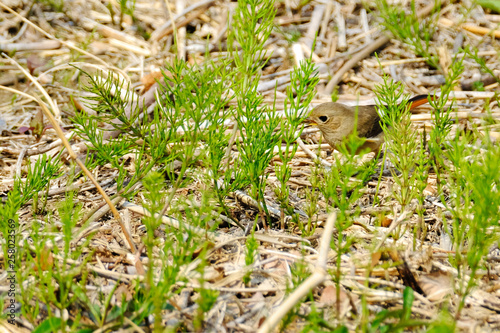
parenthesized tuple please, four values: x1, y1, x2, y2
(305, 102, 352, 135)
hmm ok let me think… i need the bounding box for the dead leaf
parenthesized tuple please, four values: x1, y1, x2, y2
(319, 285, 337, 305)
(29, 108, 44, 141)
(371, 252, 382, 268)
(33, 246, 53, 272)
(115, 283, 133, 302)
(381, 216, 392, 227)
(319, 284, 349, 311)
(419, 271, 453, 302)
(141, 71, 164, 92)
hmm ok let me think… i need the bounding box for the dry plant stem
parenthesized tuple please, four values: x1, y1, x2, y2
(2, 52, 59, 117)
(23, 139, 63, 156)
(0, 20, 28, 44)
(176, 0, 186, 59)
(303, 5, 324, 48)
(151, 0, 215, 41)
(257, 212, 337, 333)
(122, 201, 222, 242)
(373, 210, 410, 253)
(334, 4, 347, 50)
(1, 55, 140, 257)
(47, 253, 141, 282)
(86, 196, 125, 224)
(231, 189, 308, 219)
(0, 40, 61, 52)
(222, 123, 239, 171)
(163, 0, 178, 48)
(319, 2, 333, 41)
(160, 6, 211, 39)
(296, 137, 332, 168)
(123, 318, 146, 333)
(0, 2, 125, 75)
(0, 84, 46, 106)
(324, 35, 390, 94)
(13, 147, 27, 179)
(79, 18, 149, 48)
(462, 23, 500, 38)
(324, 1, 440, 95)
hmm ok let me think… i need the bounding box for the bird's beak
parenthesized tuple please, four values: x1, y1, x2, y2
(303, 117, 317, 126)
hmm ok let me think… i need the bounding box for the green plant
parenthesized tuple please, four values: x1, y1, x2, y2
(374, 75, 430, 246)
(194, 243, 220, 330)
(70, 55, 238, 329)
(19, 153, 63, 210)
(16, 187, 92, 332)
(414, 131, 430, 247)
(228, 0, 281, 228)
(427, 54, 464, 178)
(155, 59, 243, 217)
(365, 287, 428, 332)
(301, 164, 321, 235)
(38, 0, 64, 12)
(375, 78, 417, 211)
(194, 286, 219, 330)
(274, 57, 319, 228)
(243, 230, 259, 285)
(464, 45, 500, 85)
(374, 0, 440, 68)
(299, 303, 337, 333)
(280, 257, 311, 331)
(319, 119, 377, 318)
(118, 0, 136, 29)
(74, 71, 161, 194)
(444, 132, 500, 320)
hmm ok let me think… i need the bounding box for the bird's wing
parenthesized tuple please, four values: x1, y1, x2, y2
(357, 107, 383, 139)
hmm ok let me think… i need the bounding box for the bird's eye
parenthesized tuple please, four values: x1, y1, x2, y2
(319, 116, 328, 122)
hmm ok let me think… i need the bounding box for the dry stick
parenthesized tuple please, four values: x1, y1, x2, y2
(462, 23, 500, 39)
(373, 210, 410, 253)
(257, 212, 337, 333)
(4, 137, 64, 156)
(13, 147, 27, 179)
(324, 35, 389, 95)
(318, 1, 333, 42)
(159, 6, 211, 39)
(2, 55, 141, 260)
(122, 201, 222, 242)
(0, 40, 61, 52)
(79, 17, 149, 48)
(176, 0, 187, 60)
(324, 1, 439, 95)
(163, 0, 179, 49)
(151, 0, 216, 41)
(296, 137, 332, 168)
(333, 3, 347, 51)
(303, 4, 325, 49)
(0, 2, 127, 79)
(0, 20, 27, 44)
(230, 186, 308, 220)
(360, 8, 372, 44)
(1, 51, 59, 117)
(86, 196, 125, 225)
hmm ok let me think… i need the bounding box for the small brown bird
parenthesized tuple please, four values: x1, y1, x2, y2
(305, 95, 431, 153)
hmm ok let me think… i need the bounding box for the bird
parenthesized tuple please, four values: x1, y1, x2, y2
(304, 95, 431, 154)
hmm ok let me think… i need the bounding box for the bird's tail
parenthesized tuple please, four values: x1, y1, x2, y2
(408, 94, 437, 111)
